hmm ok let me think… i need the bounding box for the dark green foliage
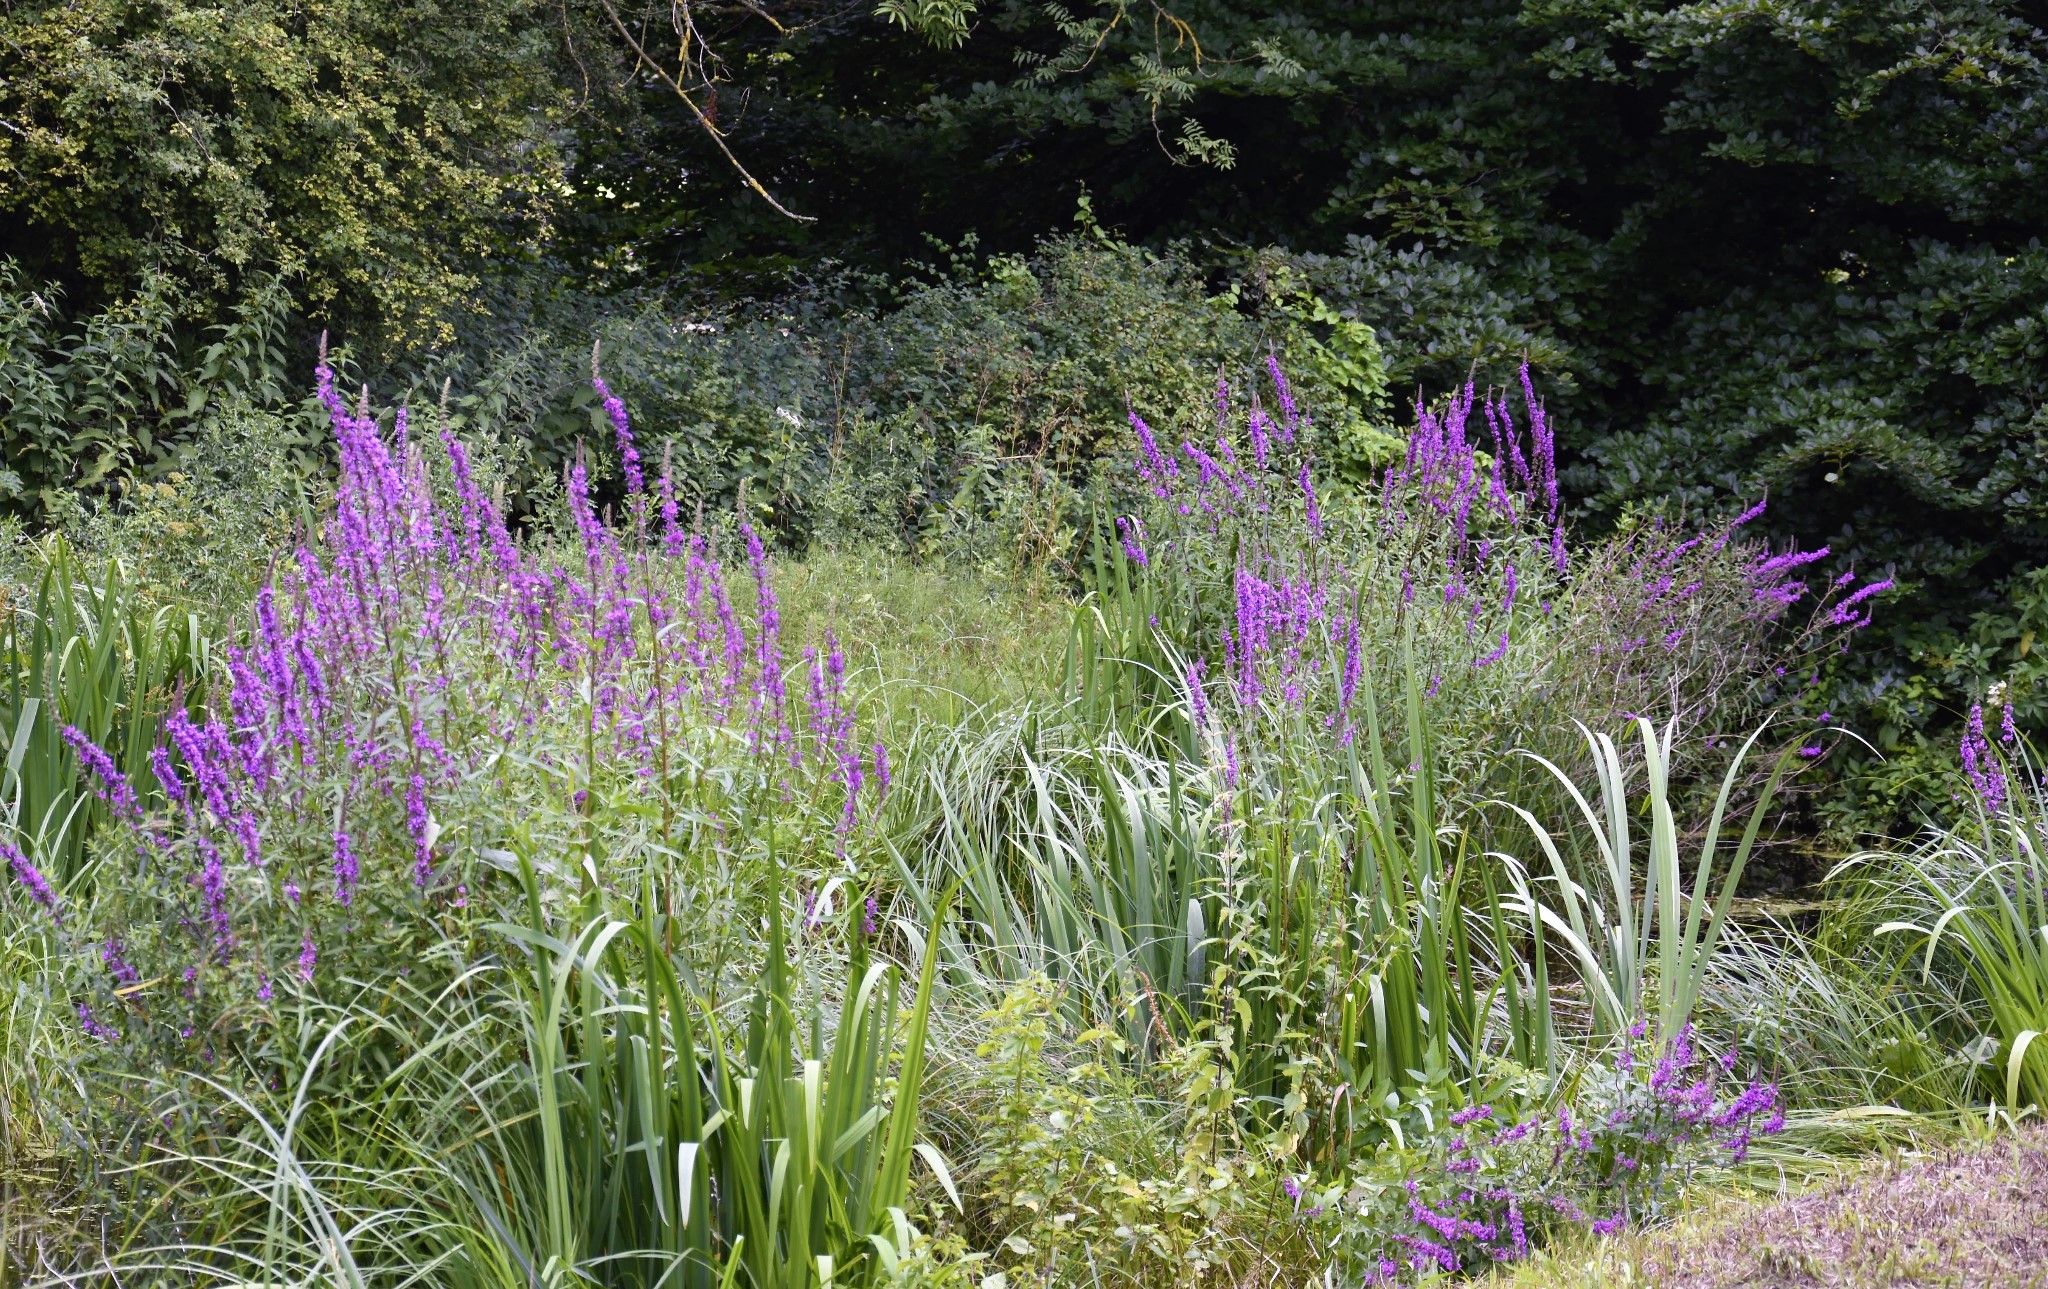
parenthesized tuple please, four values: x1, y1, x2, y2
(451, 234, 1355, 563)
(0, 265, 329, 522)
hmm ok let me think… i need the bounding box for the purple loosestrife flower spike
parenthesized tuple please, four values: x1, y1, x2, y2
(195, 837, 232, 961)
(101, 938, 139, 986)
(593, 376, 644, 496)
(150, 745, 185, 804)
(298, 935, 318, 981)
(62, 726, 140, 820)
(333, 829, 360, 907)
(1247, 407, 1272, 470)
(1338, 618, 1361, 716)
(1827, 577, 1893, 628)
(1712, 1081, 1779, 1127)
(1299, 458, 1322, 539)
(78, 1004, 119, 1042)
(406, 775, 433, 887)
(1472, 632, 1509, 668)
(1267, 355, 1299, 441)
(1520, 364, 1558, 518)
(1715, 498, 1768, 551)
(657, 469, 685, 555)
(565, 456, 611, 583)
(1129, 407, 1177, 496)
(741, 522, 788, 754)
(4, 841, 59, 921)
(1962, 705, 2008, 814)
(1116, 516, 1148, 566)
(1752, 546, 1830, 582)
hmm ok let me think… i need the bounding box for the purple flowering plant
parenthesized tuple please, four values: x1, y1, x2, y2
(1107, 362, 1892, 810)
(51, 353, 887, 1051)
(1315, 1026, 1784, 1284)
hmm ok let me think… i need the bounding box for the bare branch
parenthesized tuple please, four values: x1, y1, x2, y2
(595, 0, 816, 222)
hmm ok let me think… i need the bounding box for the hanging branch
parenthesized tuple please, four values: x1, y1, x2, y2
(594, 0, 816, 222)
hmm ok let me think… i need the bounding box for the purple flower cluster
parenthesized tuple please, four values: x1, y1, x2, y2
(4, 839, 60, 921)
(1123, 362, 1646, 767)
(593, 373, 645, 499)
(1390, 374, 1560, 572)
(62, 725, 140, 821)
(55, 355, 885, 1043)
(1961, 703, 2009, 814)
(1340, 1027, 1782, 1281)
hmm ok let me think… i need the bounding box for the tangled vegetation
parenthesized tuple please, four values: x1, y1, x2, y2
(0, 353, 2036, 1286)
(3, 2, 2046, 1280)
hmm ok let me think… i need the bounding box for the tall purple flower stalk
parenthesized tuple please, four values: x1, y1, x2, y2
(1299, 459, 1323, 539)
(62, 726, 139, 820)
(4, 841, 59, 921)
(593, 375, 645, 497)
(333, 829, 361, 907)
(1130, 408, 1178, 497)
(1962, 704, 2008, 814)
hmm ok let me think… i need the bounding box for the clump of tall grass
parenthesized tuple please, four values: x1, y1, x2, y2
(1831, 705, 2048, 1111)
(0, 538, 205, 887)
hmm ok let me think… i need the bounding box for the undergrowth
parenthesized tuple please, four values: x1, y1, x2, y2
(0, 353, 2035, 1287)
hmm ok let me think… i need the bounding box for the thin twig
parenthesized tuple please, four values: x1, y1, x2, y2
(595, 0, 815, 222)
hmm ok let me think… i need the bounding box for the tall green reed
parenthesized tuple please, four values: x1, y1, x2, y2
(462, 854, 960, 1288)
(1, 536, 204, 883)
(1844, 735, 2048, 1111)
(1497, 717, 1795, 1042)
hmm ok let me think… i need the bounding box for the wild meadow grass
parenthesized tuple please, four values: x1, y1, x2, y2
(0, 357, 2035, 1286)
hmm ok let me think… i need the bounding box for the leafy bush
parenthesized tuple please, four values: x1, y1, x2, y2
(0, 0, 587, 346)
(438, 231, 1367, 569)
(0, 263, 326, 545)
